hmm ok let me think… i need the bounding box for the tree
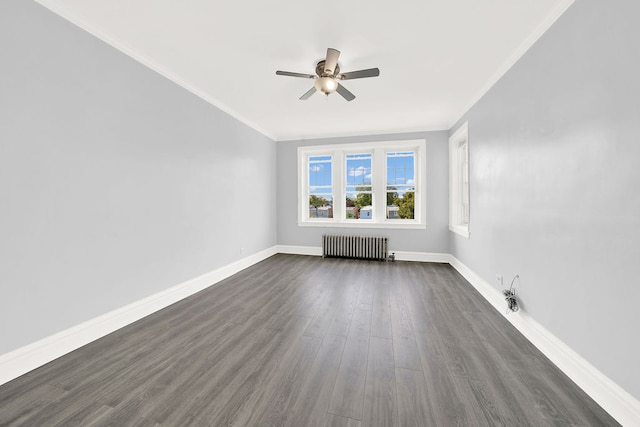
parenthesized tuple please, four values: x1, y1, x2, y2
(397, 192, 415, 219)
(387, 187, 398, 206)
(356, 193, 372, 208)
(355, 186, 372, 208)
(309, 195, 327, 208)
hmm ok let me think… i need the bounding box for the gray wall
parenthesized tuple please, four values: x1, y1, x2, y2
(0, 0, 277, 354)
(277, 132, 449, 254)
(450, 0, 640, 400)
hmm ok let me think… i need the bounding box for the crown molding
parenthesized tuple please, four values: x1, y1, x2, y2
(449, 0, 576, 129)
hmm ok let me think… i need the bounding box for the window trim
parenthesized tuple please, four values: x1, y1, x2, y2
(449, 122, 470, 238)
(298, 139, 427, 229)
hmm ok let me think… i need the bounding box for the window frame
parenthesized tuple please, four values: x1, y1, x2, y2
(298, 139, 427, 229)
(449, 122, 470, 238)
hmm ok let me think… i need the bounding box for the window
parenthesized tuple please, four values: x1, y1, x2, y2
(298, 139, 426, 229)
(449, 122, 470, 238)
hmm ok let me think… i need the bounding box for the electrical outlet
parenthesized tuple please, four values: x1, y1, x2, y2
(496, 274, 503, 285)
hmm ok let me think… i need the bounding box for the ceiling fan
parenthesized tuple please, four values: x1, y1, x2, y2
(276, 48, 380, 101)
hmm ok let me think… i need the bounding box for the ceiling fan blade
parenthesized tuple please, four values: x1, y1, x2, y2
(276, 70, 315, 79)
(338, 68, 380, 80)
(336, 83, 355, 101)
(299, 87, 317, 100)
(324, 48, 341, 75)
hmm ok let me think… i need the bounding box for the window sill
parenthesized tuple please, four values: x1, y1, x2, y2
(449, 224, 470, 238)
(299, 221, 427, 230)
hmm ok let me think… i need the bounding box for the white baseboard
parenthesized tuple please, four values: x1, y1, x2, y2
(391, 250, 450, 263)
(449, 256, 640, 427)
(276, 245, 322, 257)
(0, 246, 277, 387)
(275, 245, 450, 264)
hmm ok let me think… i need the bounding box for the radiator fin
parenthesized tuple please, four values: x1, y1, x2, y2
(322, 234, 388, 261)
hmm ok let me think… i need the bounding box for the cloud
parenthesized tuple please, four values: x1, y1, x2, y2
(309, 187, 331, 195)
(310, 164, 323, 172)
(348, 166, 369, 177)
(407, 179, 414, 185)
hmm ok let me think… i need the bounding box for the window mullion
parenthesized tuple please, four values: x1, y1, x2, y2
(373, 147, 386, 221)
(334, 150, 344, 222)
(300, 153, 308, 222)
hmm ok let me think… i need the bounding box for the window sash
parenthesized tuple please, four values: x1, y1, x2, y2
(306, 154, 334, 221)
(345, 153, 373, 220)
(386, 150, 416, 220)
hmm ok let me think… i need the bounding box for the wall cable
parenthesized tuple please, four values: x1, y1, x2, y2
(502, 274, 519, 313)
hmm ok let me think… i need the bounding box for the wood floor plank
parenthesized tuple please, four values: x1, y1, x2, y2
(149, 327, 283, 424)
(362, 336, 396, 427)
(284, 333, 347, 427)
(328, 308, 372, 420)
(389, 286, 422, 371)
(325, 413, 362, 427)
(395, 367, 434, 426)
(511, 359, 618, 426)
(160, 315, 312, 425)
(305, 260, 362, 340)
(356, 279, 374, 311)
(0, 383, 69, 426)
(303, 290, 341, 339)
(199, 334, 320, 426)
(414, 327, 475, 425)
(80, 405, 116, 427)
(0, 255, 620, 426)
(370, 287, 392, 340)
(239, 335, 322, 426)
(326, 282, 361, 337)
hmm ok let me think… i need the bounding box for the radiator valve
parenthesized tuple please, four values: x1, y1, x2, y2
(389, 252, 396, 262)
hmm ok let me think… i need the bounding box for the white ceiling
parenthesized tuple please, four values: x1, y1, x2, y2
(35, 0, 574, 141)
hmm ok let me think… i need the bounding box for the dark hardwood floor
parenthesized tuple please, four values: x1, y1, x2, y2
(0, 254, 619, 426)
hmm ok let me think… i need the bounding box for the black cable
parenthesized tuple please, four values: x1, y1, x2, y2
(503, 275, 519, 313)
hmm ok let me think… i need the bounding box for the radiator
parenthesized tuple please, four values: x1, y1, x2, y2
(322, 234, 388, 261)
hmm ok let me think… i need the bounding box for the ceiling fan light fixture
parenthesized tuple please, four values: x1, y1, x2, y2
(276, 48, 379, 101)
(314, 76, 338, 94)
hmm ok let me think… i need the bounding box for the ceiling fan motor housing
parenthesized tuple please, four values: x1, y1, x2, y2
(316, 60, 340, 77)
